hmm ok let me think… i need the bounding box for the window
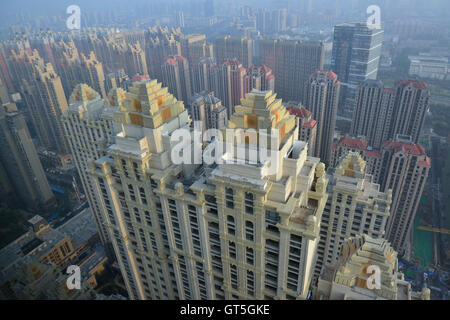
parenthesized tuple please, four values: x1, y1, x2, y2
(246, 247, 254, 265)
(227, 215, 236, 236)
(230, 264, 238, 290)
(245, 192, 254, 214)
(226, 188, 234, 209)
(229, 241, 236, 259)
(265, 210, 280, 234)
(245, 221, 254, 241)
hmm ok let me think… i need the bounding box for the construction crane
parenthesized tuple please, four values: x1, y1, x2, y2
(417, 226, 450, 235)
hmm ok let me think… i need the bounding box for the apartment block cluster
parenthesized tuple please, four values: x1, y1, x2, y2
(0, 209, 109, 299)
(0, 20, 433, 301)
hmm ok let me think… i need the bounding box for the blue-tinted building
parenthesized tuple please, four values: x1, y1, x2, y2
(331, 21, 384, 121)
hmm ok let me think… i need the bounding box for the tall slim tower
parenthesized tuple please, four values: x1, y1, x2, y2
(331, 22, 384, 121)
(20, 61, 70, 154)
(350, 80, 395, 149)
(304, 71, 340, 166)
(0, 103, 55, 211)
(62, 85, 121, 253)
(351, 79, 430, 148)
(379, 137, 430, 254)
(161, 55, 192, 105)
(215, 36, 253, 67)
(390, 80, 430, 144)
(258, 39, 324, 103)
(312, 152, 391, 284)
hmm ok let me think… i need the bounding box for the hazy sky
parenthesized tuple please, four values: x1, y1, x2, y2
(1, 0, 449, 26)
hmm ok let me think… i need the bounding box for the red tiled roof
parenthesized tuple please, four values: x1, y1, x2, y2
(382, 140, 426, 155)
(303, 120, 317, 128)
(396, 80, 427, 90)
(365, 150, 382, 158)
(339, 136, 368, 150)
(418, 156, 431, 167)
(287, 106, 311, 118)
(311, 70, 338, 79)
(165, 58, 176, 65)
(131, 75, 150, 82)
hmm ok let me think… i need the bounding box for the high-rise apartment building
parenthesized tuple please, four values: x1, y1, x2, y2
(215, 36, 253, 67)
(123, 42, 148, 77)
(176, 11, 185, 28)
(258, 40, 324, 103)
(351, 80, 430, 148)
(20, 61, 70, 154)
(248, 65, 275, 92)
(330, 136, 382, 181)
(316, 235, 427, 300)
(213, 59, 250, 118)
(304, 71, 340, 166)
(379, 137, 430, 253)
(312, 153, 391, 284)
(390, 80, 430, 144)
(286, 103, 317, 157)
(331, 22, 384, 120)
(188, 91, 226, 133)
(144, 27, 182, 80)
(0, 103, 55, 211)
(161, 56, 192, 105)
(52, 40, 107, 100)
(180, 34, 214, 66)
(191, 57, 216, 94)
(87, 83, 328, 300)
(62, 84, 121, 252)
(351, 80, 395, 150)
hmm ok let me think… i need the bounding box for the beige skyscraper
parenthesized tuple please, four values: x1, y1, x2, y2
(188, 91, 226, 133)
(304, 71, 340, 166)
(62, 84, 121, 252)
(312, 153, 391, 285)
(316, 234, 428, 300)
(215, 36, 253, 67)
(87, 84, 328, 300)
(0, 103, 55, 211)
(52, 40, 107, 100)
(123, 42, 148, 77)
(380, 136, 430, 254)
(214, 59, 250, 118)
(180, 34, 214, 65)
(286, 103, 317, 157)
(21, 61, 70, 154)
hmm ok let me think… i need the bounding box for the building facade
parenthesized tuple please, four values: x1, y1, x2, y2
(0, 103, 55, 211)
(331, 22, 384, 120)
(312, 153, 391, 285)
(62, 84, 121, 252)
(304, 71, 340, 166)
(88, 84, 328, 300)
